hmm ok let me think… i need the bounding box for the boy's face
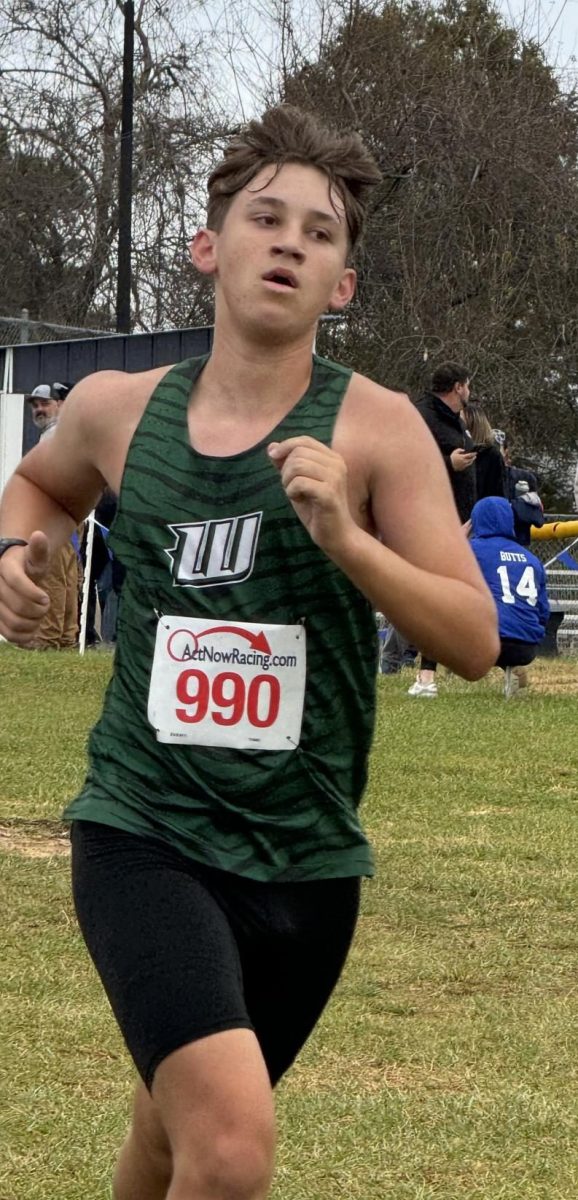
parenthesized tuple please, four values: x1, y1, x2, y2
(190, 162, 357, 342)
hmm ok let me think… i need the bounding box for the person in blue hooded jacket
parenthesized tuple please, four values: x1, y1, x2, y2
(469, 497, 550, 698)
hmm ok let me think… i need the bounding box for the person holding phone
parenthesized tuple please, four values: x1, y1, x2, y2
(408, 363, 477, 697)
(462, 401, 507, 502)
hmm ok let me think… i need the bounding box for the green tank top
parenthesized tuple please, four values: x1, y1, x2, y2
(64, 355, 377, 881)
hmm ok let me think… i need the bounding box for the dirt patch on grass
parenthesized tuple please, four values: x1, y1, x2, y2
(0, 819, 70, 858)
(287, 1052, 469, 1095)
(531, 659, 578, 695)
(466, 807, 517, 816)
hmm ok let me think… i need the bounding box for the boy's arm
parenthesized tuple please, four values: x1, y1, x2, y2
(269, 381, 499, 681)
(0, 377, 107, 644)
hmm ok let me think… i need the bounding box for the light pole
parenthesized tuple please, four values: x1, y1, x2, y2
(116, 0, 134, 333)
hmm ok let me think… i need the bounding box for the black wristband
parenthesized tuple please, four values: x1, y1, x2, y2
(0, 538, 29, 560)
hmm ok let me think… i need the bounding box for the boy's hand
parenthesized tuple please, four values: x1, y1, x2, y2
(268, 436, 356, 556)
(0, 532, 50, 644)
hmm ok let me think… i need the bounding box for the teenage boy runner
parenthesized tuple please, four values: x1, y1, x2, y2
(0, 107, 499, 1200)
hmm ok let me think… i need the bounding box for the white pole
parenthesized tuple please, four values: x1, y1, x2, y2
(79, 513, 95, 655)
(2, 346, 13, 394)
(0, 391, 24, 499)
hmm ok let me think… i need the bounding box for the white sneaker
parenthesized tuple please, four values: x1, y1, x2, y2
(407, 680, 438, 697)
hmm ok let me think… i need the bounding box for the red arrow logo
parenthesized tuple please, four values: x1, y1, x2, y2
(196, 626, 271, 653)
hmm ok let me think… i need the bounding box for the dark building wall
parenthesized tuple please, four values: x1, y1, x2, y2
(1, 326, 212, 454)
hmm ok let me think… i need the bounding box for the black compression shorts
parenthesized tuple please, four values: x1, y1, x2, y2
(71, 820, 360, 1090)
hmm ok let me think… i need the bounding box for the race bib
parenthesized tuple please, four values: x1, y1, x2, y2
(148, 616, 306, 751)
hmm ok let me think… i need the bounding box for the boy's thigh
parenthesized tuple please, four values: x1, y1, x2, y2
(152, 1027, 275, 1163)
(71, 821, 254, 1090)
(228, 875, 361, 1084)
(71, 820, 361, 1091)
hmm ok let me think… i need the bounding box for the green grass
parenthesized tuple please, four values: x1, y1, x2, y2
(1, 645, 577, 1198)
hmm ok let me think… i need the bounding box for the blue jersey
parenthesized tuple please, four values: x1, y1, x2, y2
(470, 497, 550, 644)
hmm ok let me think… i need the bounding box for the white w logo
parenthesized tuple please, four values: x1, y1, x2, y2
(165, 512, 262, 588)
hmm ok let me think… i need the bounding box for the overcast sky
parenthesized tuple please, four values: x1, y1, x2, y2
(196, 0, 578, 122)
(500, 0, 577, 77)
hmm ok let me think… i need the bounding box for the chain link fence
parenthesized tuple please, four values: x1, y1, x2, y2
(0, 310, 111, 346)
(533, 515, 578, 654)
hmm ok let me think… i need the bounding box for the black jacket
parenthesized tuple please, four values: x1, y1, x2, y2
(475, 444, 507, 501)
(415, 391, 476, 522)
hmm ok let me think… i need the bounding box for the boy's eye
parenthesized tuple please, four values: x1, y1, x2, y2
(312, 228, 331, 241)
(254, 214, 277, 226)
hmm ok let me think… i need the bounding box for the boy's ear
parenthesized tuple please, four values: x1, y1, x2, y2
(189, 228, 218, 276)
(327, 267, 357, 312)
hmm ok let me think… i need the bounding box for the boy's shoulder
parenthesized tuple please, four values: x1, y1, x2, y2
(315, 354, 408, 405)
(341, 364, 411, 412)
(67, 362, 173, 406)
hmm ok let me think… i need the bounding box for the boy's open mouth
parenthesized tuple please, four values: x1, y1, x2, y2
(262, 269, 298, 289)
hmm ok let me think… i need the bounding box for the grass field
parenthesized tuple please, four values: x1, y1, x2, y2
(1, 644, 577, 1199)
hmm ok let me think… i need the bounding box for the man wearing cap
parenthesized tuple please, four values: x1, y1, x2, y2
(25, 382, 70, 440)
(24, 383, 78, 649)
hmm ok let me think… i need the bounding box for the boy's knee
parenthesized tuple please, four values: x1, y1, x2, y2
(173, 1121, 275, 1200)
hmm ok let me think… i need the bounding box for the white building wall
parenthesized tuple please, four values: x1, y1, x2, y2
(0, 392, 24, 498)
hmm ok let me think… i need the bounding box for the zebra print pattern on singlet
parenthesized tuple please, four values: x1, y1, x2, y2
(64, 355, 377, 881)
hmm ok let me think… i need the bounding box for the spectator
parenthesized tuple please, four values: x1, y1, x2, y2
(94, 489, 125, 645)
(414, 362, 476, 522)
(409, 362, 477, 697)
(497, 432, 545, 546)
(462, 401, 507, 500)
(24, 383, 78, 649)
(469, 496, 550, 698)
(80, 491, 125, 648)
(378, 622, 417, 674)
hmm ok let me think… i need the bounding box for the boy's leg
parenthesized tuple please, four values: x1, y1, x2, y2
(153, 1030, 275, 1200)
(71, 822, 274, 1200)
(235, 876, 361, 1087)
(114, 1032, 275, 1200)
(72, 824, 357, 1198)
(113, 1081, 172, 1200)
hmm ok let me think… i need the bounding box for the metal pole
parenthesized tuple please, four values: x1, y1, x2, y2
(79, 514, 96, 655)
(544, 537, 578, 570)
(116, 0, 135, 333)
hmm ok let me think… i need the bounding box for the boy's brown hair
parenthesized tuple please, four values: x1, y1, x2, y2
(207, 105, 381, 250)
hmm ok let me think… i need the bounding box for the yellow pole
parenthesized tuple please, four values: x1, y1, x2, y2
(531, 520, 578, 540)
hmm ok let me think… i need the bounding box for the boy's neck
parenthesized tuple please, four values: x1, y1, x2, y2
(200, 325, 317, 417)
